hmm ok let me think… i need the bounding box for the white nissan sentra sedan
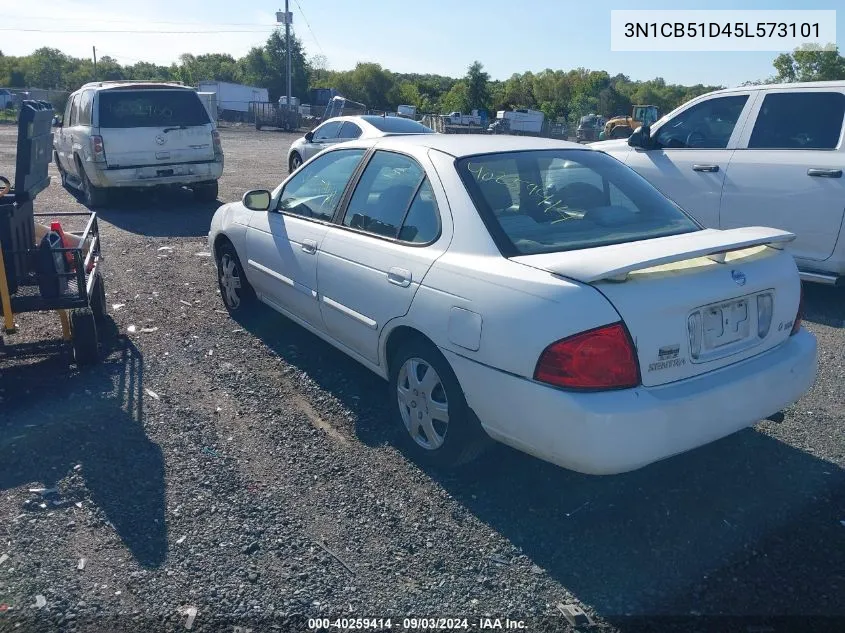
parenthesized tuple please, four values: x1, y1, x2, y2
(208, 135, 818, 475)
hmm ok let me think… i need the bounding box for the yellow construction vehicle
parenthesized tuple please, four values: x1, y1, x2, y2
(602, 105, 660, 140)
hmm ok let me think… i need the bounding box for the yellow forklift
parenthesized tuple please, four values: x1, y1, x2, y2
(0, 101, 106, 365)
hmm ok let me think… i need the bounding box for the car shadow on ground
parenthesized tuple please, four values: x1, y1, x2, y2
(234, 303, 844, 619)
(802, 281, 845, 329)
(67, 185, 222, 238)
(0, 322, 167, 569)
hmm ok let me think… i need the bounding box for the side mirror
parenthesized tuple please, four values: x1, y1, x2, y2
(52, 117, 62, 128)
(243, 189, 272, 211)
(628, 125, 651, 149)
(304, 131, 314, 142)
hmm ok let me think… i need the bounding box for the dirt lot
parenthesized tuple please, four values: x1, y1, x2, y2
(1, 124, 844, 632)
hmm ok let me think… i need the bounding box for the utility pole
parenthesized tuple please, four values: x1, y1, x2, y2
(285, 0, 292, 109)
(92, 46, 98, 80)
(276, 5, 293, 106)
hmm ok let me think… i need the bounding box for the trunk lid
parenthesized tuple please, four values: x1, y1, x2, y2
(96, 89, 215, 169)
(513, 228, 802, 387)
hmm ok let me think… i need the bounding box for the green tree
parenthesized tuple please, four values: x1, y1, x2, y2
(773, 44, 845, 82)
(465, 61, 490, 112)
(441, 81, 469, 113)
(240, 29, 310, 100)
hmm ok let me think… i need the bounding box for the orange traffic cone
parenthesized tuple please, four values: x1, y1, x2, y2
(50, 222, 76, 271)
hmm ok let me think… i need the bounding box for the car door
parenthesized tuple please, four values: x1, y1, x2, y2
(720, 88, 845, 263)
(623, 92, 756, 227)
(245, 148, 366, 329)
(302, 120, 342, 161)
(57, 94, 80, 176)
(317, 150, 448, 365)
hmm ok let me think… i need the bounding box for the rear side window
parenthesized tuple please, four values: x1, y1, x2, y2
(343, 151, 439, 243)
(97, 90, 211, 128)
(748, 92, 845, 150)
(457, 150, 700, 256)
(338, 122, 362, 139)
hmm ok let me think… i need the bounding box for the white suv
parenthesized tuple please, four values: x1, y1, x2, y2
(593, 81, 845, 286)
(53, 81, 224, 208)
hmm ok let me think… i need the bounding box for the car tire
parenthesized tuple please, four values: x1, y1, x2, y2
(70, 307, 99, 366)
(289, 152, 302, 173)
(194, 181, 219, 203)
(54, 152, 68, 188)
(389, 338, 491, 470)
(90, 273, 107, 325)
(216, 241, 256, 314)
(80, 164, 108, 208)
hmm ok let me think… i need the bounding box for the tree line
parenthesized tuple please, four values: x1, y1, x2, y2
(1, 31, 843, 126)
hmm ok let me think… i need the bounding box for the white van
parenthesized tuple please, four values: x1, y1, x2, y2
(53, 81, 224, 208)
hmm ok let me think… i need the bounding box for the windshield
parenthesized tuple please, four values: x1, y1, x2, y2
(456, 149, 701, 256)
(362, 116, 433, 134)
(98, 90, 210, 128)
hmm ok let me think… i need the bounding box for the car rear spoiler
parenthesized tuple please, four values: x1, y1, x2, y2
(512, 227, 796, 284)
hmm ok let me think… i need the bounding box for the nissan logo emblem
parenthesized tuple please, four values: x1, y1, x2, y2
(155, 135, 167, 145)
(731, 270, 747, 286)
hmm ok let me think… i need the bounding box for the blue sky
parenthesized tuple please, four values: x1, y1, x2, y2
(3, 0, 843, 87)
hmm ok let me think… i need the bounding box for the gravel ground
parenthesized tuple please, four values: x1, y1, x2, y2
(0, 124, 843, 632)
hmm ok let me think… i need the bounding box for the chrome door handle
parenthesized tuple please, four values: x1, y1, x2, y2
(301, 239, 317, 254)
(692, 164, 719, 172)
(807, 168, 842, 178)
(387, 267, 411, 287)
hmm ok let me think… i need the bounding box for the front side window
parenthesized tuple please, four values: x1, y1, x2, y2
(78, 90, 94, 126)
(457, 149, 700, 256)
(342, 151, 439, 243)
(653, 95, 748, 150)
(98, 90, 210, 128)
(67, 95, 80, 127)
(312, 121, 341, 141)
(748, 92, 845, 150)
(278, 149, 365, 221)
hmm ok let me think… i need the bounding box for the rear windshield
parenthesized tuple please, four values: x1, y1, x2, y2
(362, 116, 433, 134)
(456, 150, 700, 256)
(98, 90, 210, 128)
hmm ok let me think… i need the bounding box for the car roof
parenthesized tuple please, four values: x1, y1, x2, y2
(320, 115, 433, 136)
(705, 80, 845, 95)
(358, 133, 586, 157)
(75, 81, 192, 93)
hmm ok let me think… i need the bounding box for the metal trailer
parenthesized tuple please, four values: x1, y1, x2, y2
(251, 102, 301, 131)
(0, 101, 106, 366)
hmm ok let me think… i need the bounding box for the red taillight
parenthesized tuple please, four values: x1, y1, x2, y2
(790, 285, 803, 336)
(534, 322, 640, 391)
(90, 135, 105, 162)
(212, 130, 223, 157)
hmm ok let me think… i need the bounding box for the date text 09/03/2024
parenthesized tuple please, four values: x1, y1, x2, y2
(307, 617, 528, 630)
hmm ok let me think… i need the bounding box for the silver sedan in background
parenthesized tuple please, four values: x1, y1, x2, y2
(287, 115, 434, 172)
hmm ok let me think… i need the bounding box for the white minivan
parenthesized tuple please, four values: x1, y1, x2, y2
(594, 81, 845, 286)
(53, 81, 224, 208)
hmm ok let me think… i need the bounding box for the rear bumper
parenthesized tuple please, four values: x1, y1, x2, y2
(445, 329, 818, 475)
(88, 160, 223, 188)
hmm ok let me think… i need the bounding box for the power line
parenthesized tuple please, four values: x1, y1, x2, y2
(0, 27, 278, 34)
(5, 15, 276, 27)
(292, 0, 325, 57)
